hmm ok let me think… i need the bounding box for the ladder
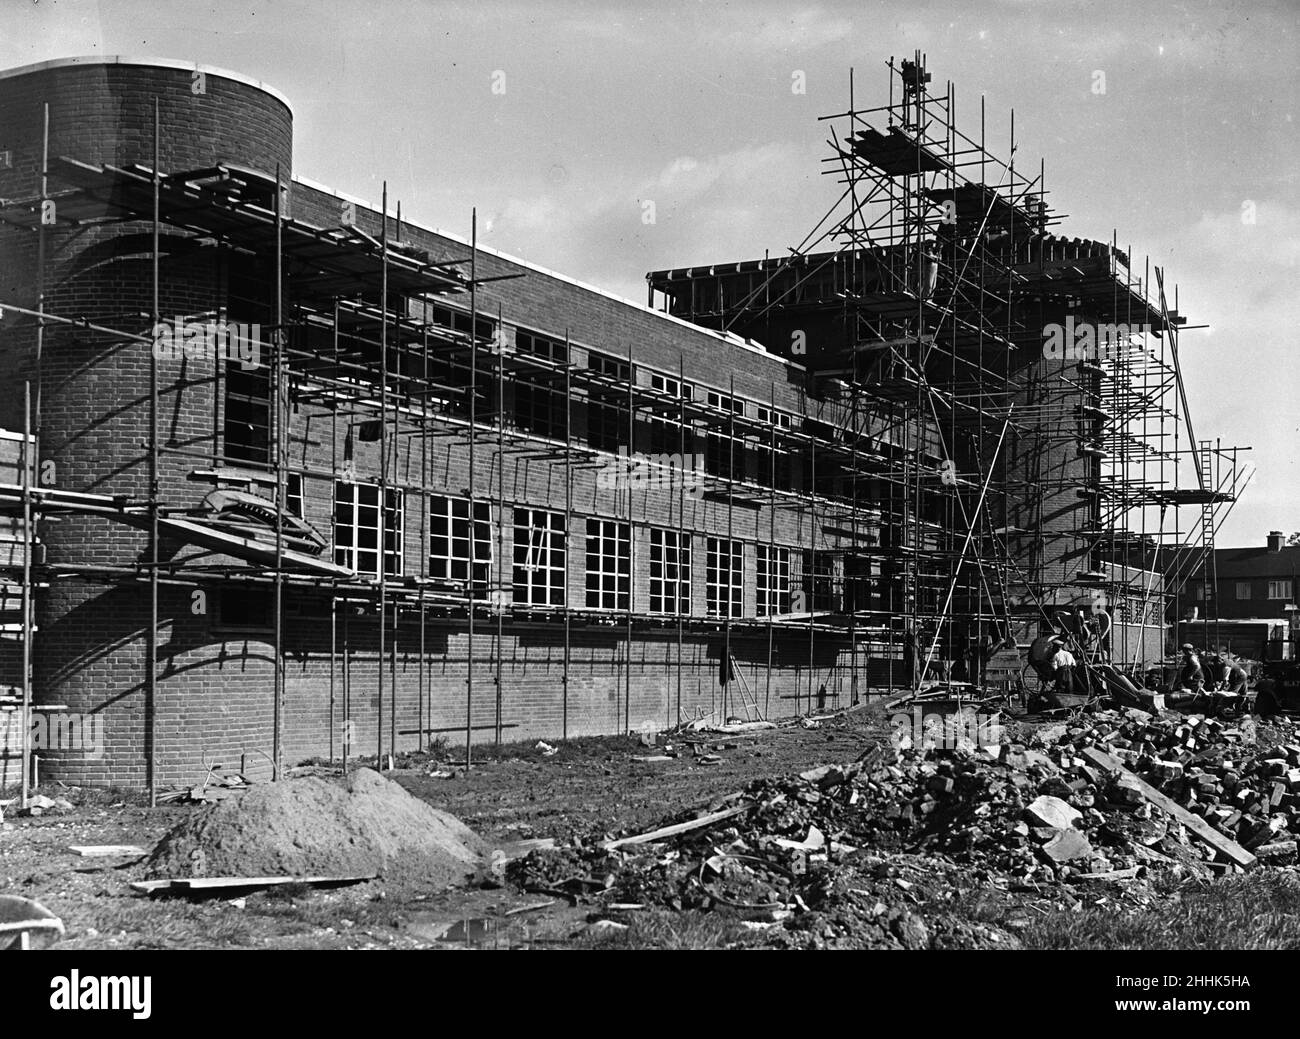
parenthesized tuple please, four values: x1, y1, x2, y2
(1197, 440, 1217, 644)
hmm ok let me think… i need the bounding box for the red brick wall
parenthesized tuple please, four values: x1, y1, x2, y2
(0, 60, 863, 790)
(0, 60, 293, 788)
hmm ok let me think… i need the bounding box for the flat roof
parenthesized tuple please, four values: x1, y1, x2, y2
(292, 174, 793, 367)
(0, 56, 292, 113)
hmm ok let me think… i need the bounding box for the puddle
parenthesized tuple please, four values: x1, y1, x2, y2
(406, 913, 531, 949)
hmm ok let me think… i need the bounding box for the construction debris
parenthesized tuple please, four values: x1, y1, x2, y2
(504, 707, 1300, 946)
(17, 793, 74, 816)
(157, 767, 255, 805)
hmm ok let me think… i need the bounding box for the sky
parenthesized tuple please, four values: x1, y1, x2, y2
(2, 0, 1296, 547)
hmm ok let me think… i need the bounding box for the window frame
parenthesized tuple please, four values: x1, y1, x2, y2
(756, 544, 790, 617)
(429, 495, 492, 600)
(333, 480, 404, 577)
(706, 536, 744, 618)
(513, 507, 567, 606)
(649, 528, 691, 615)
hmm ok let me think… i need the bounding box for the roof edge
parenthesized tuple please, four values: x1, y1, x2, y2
(0, 56, 293, 114)
(292, 174, 794, 367)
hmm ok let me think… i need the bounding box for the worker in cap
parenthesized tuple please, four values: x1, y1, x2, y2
(1177, 644, 1205, 694)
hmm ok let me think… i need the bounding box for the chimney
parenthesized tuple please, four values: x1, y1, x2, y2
(1267, 530, 1285, 553)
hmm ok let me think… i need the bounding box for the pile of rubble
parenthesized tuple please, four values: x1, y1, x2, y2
(506, 707, 1300, 940)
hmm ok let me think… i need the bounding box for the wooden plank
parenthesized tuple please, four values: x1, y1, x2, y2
(131, 874, 376, 894)
(69, 845, 146, 858)
(1081, 746, 1257, 869)
(603, 802, 753, 851)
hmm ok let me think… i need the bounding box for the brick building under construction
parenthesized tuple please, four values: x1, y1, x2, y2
(0, 55, 1248, 793)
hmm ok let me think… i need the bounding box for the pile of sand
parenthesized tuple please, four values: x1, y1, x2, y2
(146, 768, 487, 887)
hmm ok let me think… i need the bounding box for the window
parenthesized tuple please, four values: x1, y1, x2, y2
(649, 529, 691, 614)
(215, 587, 273, 632)
(704, 390, 745, 480)
(224, 362, 271, 464)
(756, 544, 790, 616)
(586, 351, 630, 454)
(513, 508, 566, 606)
(334, 482, 403, 577)
(647, 373, 694, 456)
(1236, 581, 1252, 600)
(585, 519, 630, 610)
(1268, 580, 1293, 600)
(753, 405, 794, 489)
(802, 550, 839, 612)
(430, 496, 491, 599)
(419, 303, 497, 420)
(513, 330, 569, 439)
(706, 537, 743, 618)
(844, 552, 882, 613)
(285, 473, 303, 518)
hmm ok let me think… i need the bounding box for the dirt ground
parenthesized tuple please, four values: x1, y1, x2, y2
(0, 708, 888, 950)
(8, 702, 1294, 951)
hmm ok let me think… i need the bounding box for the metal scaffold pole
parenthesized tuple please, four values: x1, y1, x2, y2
(377, 183, 389, 769)
(466, 208, 477, 770)
(562, 332, 572, 740)
(272, 161, 285, 781)
(20, 383, 32, 810)
(495, 303, 505, 746)
(148, 99, 161, 802)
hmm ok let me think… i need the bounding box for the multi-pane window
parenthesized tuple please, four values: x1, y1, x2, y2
(1268, 580, 1293, 600)
(844, 553, 882, 614)
(334, 481, 403, 577)
(513, 508, 566, 606)
(647, 373, 694, 456)
(753, 405, 794, 489)
(704, 390, 745, 480)
(706, 537, 743, 618)
(429, 496, 491, 599)
(802, 550, 839, 612)
(420, 304, 497, 419)
(1236, 581, 1252, 600)
(585, 518, 631, 610)
(756, 545, 790, 616)
(224, 362, 271, 464)
(513, 330, 569, 440)
(649, 528, 691, 614)
(586, 351, 630, 453)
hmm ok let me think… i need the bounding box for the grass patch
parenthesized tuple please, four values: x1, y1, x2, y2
(1019, 872, 1300, 950)
(571, 910, 747, 950)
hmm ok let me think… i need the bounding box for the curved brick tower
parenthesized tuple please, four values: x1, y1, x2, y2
(0, 58, 292, 787)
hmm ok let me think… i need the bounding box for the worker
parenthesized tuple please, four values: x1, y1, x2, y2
(1206, 653, 1248, 695)
(1049, 636, 1077, 701)
(1176, 643, 1205, 694)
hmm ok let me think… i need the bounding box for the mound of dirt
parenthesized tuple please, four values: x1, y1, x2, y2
(146, 768, 487, 887)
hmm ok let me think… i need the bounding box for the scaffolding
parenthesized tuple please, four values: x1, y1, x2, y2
(646, 52, 1251, 694)
(0, 56, 1252, 802)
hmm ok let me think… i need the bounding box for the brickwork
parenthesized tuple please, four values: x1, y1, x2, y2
(0, 59, 871, 789)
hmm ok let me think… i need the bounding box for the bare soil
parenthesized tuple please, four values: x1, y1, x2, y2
(0, 708, 883, 950)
